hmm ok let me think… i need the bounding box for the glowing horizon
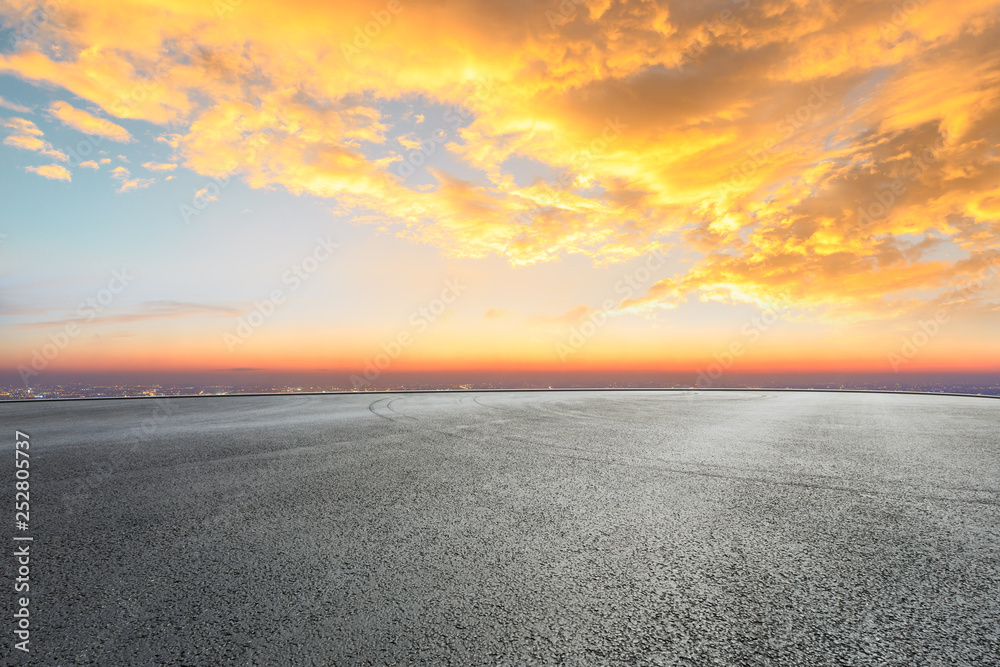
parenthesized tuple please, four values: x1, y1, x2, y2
(1, 0, 998, 388)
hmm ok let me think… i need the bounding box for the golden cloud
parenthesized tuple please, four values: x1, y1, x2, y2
(2, 117, 67, 161)
(25, 164, 71, 181)
(0, 0, 998, 321)
(48, 101, 132, 142)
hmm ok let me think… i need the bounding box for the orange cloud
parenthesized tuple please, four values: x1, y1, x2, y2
(25, 164, 71, 181)
(0, 0, 997, 325)
(2, 117, 67, 161)
(48, 101, 132, 142)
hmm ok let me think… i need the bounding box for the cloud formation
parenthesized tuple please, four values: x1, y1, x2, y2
(110, 165, 153, 193)
(3, 116, 67, 161)
(0, 95, 31, 112)
(25, 163, 71, 181)
(142, 161, 177, 171)
(48, 101, 132, 142)
(16, 300, 242, 330)
(0, 0, 998, 322)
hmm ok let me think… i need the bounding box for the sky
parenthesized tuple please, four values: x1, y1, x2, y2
(0, 0, 998, 389)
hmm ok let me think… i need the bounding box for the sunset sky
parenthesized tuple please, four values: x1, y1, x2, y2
(1, 0, 999, 387)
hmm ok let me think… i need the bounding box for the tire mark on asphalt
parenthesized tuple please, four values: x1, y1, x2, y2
(370, 394, 998, 505)
(386, 397, 418, 421)
(545, 451, 1000, 506)
(367, 397, 395, 421)
(472, 394, 507, 411)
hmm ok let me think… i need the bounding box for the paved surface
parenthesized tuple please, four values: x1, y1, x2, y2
(2, 390, 999, 665)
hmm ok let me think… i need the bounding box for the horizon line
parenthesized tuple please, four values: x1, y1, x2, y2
(3, 386, 999, 405)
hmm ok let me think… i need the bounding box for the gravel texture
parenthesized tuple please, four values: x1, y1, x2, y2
(2, 390, 999, 665)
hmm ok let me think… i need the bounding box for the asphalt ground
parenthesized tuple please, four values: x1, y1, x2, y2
(2, 390, 998, 665)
